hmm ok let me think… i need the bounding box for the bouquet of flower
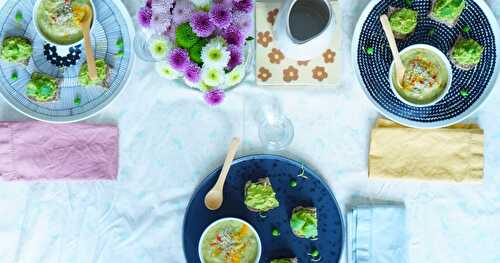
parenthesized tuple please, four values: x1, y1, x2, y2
(137, 0, 254, 105)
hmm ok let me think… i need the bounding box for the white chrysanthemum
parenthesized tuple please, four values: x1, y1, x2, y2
(155, 61, 181, 79)
(149, 38, 171, 60)
(224, 65, 245, 87)
(202, 67, 224, 86)
(190, 0, 210, 8)
(201, 37, 230, 69)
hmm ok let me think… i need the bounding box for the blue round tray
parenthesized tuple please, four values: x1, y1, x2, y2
(183, 154, 344, 263)
(0, 0, 134, 122)
(352, 0, 500, 128)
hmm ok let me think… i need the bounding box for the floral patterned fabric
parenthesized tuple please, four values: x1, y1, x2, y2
(255, 0, 342, 86)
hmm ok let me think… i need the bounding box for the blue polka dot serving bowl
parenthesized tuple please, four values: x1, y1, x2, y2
(389, 44, 453, 107)
(352, 0, 500, 128)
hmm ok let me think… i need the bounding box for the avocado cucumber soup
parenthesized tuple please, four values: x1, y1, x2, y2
(36, 0, 92, 45)
(392, 48, 448, 105)
(200, 219, 259, 263)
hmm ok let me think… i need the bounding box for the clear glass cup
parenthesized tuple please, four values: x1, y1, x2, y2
(133, 29, 165, 62)
(257, 99, 294, 151)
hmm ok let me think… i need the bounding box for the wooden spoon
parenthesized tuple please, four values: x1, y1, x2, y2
(379, 14, 405, 86)
(75, 4, 98, 81)
(204, 137, 241, 211)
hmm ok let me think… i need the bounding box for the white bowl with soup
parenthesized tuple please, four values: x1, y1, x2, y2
(198, 217, 262, 263)
(33, 0, 97, 47)
(389, 44, 452, 107)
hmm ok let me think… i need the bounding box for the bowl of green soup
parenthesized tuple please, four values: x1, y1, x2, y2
(198, 217, 261, 263)
(389, 44, 452, 107)
(33, 0, 96, 46)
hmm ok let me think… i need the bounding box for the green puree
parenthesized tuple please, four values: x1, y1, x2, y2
(389, 8, 417, 35)
(26, 73, 58, 102)
(201, 220, 259, 263)
(432, 0, 465, 24)
(290, 207, 318, 239)
(451, 39, 484, 66)
(1, 36, 32, 63)
(244, 180, 279, 212)
(36, 0, 92, 45)
(79, 59, 108, 86)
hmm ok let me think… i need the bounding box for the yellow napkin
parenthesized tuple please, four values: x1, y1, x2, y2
(369, 119, 484, 182)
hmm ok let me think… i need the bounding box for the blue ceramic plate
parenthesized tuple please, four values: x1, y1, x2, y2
(352, 0, 500, 128)
(0, 0, 134, 122)
(183, 154, 344, 263)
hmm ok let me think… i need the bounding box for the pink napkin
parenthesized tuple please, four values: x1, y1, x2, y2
(0, 121, 118, 181)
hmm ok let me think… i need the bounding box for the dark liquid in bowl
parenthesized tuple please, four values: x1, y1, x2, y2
(288, 0, 330, 42)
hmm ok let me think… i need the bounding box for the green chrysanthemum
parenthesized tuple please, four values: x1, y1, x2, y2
(176, 23, 200, 49)
(189, 39, 208, 65)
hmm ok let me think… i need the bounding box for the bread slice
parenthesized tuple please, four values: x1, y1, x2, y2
(387, 7, 417, 40)
(26, 73, 60, 103)
(244, 177, 279, 213)
(290, 206, 318, 239)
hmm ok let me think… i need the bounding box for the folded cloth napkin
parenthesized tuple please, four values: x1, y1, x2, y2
(369, 119, 483, 182)
(347, 203, 408, 263)
(0, 121, 118, 181)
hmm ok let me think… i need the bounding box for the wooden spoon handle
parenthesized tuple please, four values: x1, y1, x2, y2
(379, 15, 405, 80)
(213, 137, 241, 191)
(82, 26, 98, 80)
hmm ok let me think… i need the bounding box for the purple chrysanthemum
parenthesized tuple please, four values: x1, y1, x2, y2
(231, 11, 253, 36)
(150, 9, 171, 33)
(190, 12, 215, 37)
(163, 24, 176, 40)
(172, 0, 194, 25)
(151, 0, 173, 12)
(227, 44, 243, 71)
(184, 62, 202, 83)
(137, 6, 153, 28)
(209, 4, 232, 29)
(233, 0, 253, 13)
(223, 25, 245, 47)
(214, 0, 233, 8)
(204, 88, 225, 105)
(168, 48, 189, 71)
(146, 0, 153, 8)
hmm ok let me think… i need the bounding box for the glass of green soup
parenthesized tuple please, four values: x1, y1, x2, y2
(198, 218, 262, 263)
(33, 0, 97, 46)
(389, 44, 452, 107)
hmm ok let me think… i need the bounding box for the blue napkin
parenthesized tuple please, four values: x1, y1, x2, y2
(347, 203, 408, 263)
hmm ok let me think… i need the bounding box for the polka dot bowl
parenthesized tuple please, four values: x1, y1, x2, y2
(352, 0, 500, 128)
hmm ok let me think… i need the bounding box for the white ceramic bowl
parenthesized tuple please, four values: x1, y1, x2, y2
(32, 0, 97, 47)
(389, 44, 453, 107)
(198, 217, 262, 263)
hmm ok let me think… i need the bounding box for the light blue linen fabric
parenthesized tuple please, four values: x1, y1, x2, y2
(348, 204, 407, 263)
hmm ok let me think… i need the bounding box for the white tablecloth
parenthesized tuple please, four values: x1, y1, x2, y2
(1, 0, 500, 262)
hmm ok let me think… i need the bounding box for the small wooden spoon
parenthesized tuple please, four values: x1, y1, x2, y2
(380, 14, 405, 86)
(204, 137, 241, 211)
(75, 4, 98, 81)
